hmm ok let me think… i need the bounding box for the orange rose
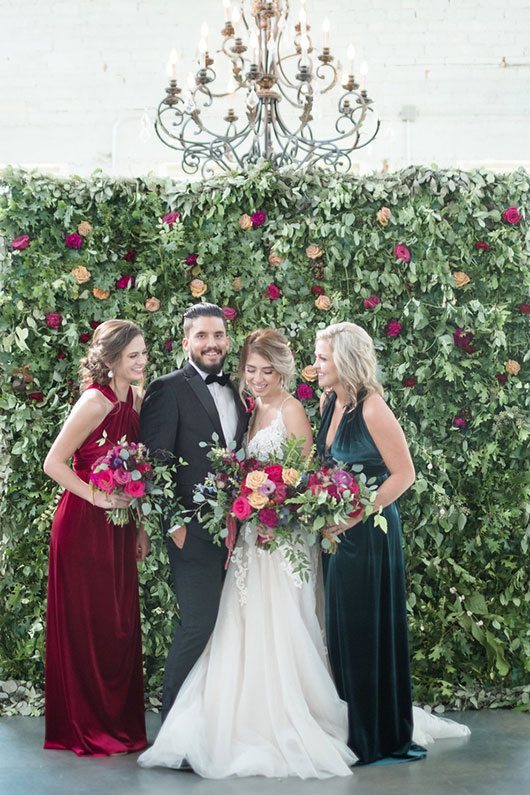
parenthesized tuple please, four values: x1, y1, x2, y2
(247, 491, 269, 510)
(306, 244, 323, 259)
(376, 207, 391, 226)
(77, 221, 93, 236)
(232, 276, 243, 291)
(72, 265, 91, 284)
(268, 252, 283, 267)
(282, 468, 301, 487)
(239, 214, 253, 230)
(301, 365, 318, 382)
(504, 359, 521, 375)
(92, 287, 110, 300)
(315, 294, 331, 310)
(190, 278, 207, 298)
(453, 271, 471, 288)
(145, 297, 161, 312)
(245, 470, 268, 490)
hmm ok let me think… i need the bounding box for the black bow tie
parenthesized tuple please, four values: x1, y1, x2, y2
(205, 372, 229, 386)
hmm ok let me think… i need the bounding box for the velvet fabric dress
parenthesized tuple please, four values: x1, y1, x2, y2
(316, 391, 426, 765)
(44, 384, 147, 756)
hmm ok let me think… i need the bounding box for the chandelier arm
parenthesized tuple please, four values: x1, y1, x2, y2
(314, 61, 339, 95)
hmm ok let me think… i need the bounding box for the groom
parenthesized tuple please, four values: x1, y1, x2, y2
(140, 303, 248, 721)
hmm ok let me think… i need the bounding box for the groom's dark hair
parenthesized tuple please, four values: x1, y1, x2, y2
(183, 303, 227, 336)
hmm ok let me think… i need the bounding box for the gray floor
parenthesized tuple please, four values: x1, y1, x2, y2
(0, 710, 529, 795)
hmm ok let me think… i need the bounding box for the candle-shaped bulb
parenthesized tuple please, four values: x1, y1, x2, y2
(166, 48, 178, 79)
(222, 0, 231, 21)
(199, 37, 207, 54)
(186, 72, 195, 90)
(201, 22, 209, 39)
(322, 18, 330, 48)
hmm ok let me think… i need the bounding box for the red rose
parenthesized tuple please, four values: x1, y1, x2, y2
(296, 383, 314, 401)
(496, 373, 508, 383)
(164, 338, 173, 352)
(116, 274, 135, 289)
(402, 377, 417, 388)
(124, 480, 146, 498)
(232, 495, 252, 521)
(266, 283, 281, 300)
(251, 210, 267, 228)
(185, 253, 198, 266)
(28, 391, 44, 402)
(258, 507, 278, 528)
(311, 285, 325, 296)
(57, 351, 67, 360)
(124, 249, 137, 262)
(244, 395, 256, 414)
(65, 233, 83, 249)
(45, 312, 63, 329)
(452, 416, 467, 430)
(474, 241, 491, 251)
(520, 303, 530, 314)
(222, 306, 238, 321)
(271, 483, 287, 504)
(11, 234, 31, 250)
(162, 210, 181, 226)
(79, 332, 91, 343)
(394, 243, 411, 262)
(385, 320, 402, 338)
(501, 206, 523, 225)
(363, 294, 381, 309)
(453, 327, 476, 354)
(264, 465, 284, 483)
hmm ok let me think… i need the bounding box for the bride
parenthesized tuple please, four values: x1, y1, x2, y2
(138, 328, 469, 778)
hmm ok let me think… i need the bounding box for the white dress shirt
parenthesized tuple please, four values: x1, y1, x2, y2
(189, 361, 238, 448)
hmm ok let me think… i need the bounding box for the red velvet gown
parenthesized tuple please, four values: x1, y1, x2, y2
(44, 384, 147, 756)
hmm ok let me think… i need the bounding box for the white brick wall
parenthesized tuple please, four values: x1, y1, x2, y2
(0, 0, 529, 176)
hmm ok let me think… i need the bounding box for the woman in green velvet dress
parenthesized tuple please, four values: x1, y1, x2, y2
(314, 321, 427, 765)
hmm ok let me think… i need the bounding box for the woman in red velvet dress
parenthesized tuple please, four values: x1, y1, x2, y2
(44, 320, 150, 756)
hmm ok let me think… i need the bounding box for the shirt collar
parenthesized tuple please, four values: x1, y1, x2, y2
(189, 359, 224, 381)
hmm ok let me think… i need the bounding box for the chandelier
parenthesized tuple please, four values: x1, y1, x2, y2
(156, 1, 379, 176)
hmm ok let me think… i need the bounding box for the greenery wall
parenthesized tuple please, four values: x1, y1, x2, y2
(0, 165, 528, 713)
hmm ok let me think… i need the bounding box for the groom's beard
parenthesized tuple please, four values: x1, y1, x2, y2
(190, 349, 228, 376)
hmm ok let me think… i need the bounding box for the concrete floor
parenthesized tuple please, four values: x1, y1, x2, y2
(0, 710, 529, 795)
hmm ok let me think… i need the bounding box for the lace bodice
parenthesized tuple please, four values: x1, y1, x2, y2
(245, 409, 288, 460)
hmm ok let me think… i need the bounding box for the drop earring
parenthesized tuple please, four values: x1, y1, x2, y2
(107, 369, 113, 379)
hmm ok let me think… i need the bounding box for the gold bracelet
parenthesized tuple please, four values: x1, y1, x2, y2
(89, 483, 96, 506)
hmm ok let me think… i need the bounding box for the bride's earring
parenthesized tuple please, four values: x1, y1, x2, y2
(107, 369, 113, 379)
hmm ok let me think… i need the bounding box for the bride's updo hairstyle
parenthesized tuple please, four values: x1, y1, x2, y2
(238, 328, 296, 397)
(316, 322, 383, 408)
(79, 319, 144, 390)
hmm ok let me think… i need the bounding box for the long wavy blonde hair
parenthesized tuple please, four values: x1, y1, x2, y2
(316, 322, 383, 407)
(79, 319, 144, 390)
(238, 328, 295, 399)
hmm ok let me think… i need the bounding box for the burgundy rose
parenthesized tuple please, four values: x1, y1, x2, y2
(311, 285, 325, 296)
(57, 351, 67, 360)
(296, 383, 314, 401)
(258, 507, 279, 528)
(266, 283, 281, 300)
(363, 294, 381, 310)
(501, 206, 523, 225)
(272, 483, 287, 504)
(251, 210, 267, 228)
(496, 372, 508, 383)
(11, 234, 31, 250)
(385, 320, 402, 338)
(453, 327, 476, 354)
(65, 233, 83, 249)
(45, 312, 63, 329)
(474, 241, 491, 251)
(452, 416, 467, 430)
(79, 332, 91, 343)
(520, 303, 530, 314)
(244, 395, 256, 414)
(394, 243, 411, 262)
(164, 338, 173, 352)
(264, 465, 284, 484)
(162, 210, 181, 226)
(402, 377, 417, 388)
(116, 274, 135, 289)
(185, 253, 198, 266)
(28, 391, 44, 402)
(123, 249, 137, 263)
(89, 320, 101, 329)
(222, 306, 238, 321)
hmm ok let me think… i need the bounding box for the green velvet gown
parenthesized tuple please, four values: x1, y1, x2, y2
(316, 392, 426, 765)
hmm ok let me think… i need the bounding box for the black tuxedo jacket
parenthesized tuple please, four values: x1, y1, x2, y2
(140, 362, 248, 540)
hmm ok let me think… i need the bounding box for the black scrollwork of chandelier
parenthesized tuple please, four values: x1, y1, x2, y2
(156, 0, 380, 176)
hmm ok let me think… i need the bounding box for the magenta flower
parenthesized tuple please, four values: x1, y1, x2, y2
(162, 210, 181, 226)
(402, 377, 417, 388)
(123, 249, 137, 262)
(78, 332, 91, 343)
(496, 373, 508, 384)
(89, 320, 101, 329)
(116, 274, 135, 289)
(394, 243, 411, 262)
(311, 285, 325, 296)
(124, 480, 146, 498)
(57, 351, 67, 360)
(45, 312, 63, 329)
(385, 320, 402, 338)
(266, 283, 281, 300)
(245, 395, 256, 414)
(258, 507, 279, 528)
(452, 416, 467, 430)
(251, 210, 267, 228)
(164, 339, 173, 352)
(232, 496, 252, 521)
(363, 294, 381, 310)
(475, 241, 491, 251)
(296, 383, 314, 401)
(28, 391, 44, 402)
(520, 303, 530, 315)
(185, 253, 198, 266)
(113, 468, 132, 485)
(222, 306, 238, 321)
(11, 234, 31, 250)
(501, 206, 523, 225)
(65, 233, 83, 249)
(453, 327, 476, 354)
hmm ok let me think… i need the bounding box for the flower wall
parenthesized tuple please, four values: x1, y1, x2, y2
(0, 165, 529, 710)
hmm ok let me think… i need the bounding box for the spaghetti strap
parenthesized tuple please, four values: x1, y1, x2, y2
(278, 394, 295, 415)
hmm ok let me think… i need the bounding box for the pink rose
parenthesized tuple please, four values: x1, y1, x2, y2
(251, 210, 267, 228)
(385, 320, 402, 338)
(501, 206, 523, 225)
(124, 479, 146, 498)
(258, 507, 278, 528)
(92, 468, 115, 493)
(185, 253, 198, 266)
(124, 249, 137, 262)
(296, 383, 314, 401)
(113, 468, 132, 485)
(232, 495, 252, 521)
(330, 469, 355, 490)
(474, 241, 491, 251)
(266, 283, 281, 300)
(452, 416, 467, 430)
(394, 243, 411, 262)
(45, 312, 63, 329)
(162, 210, 181, 226)
(116, 274, 135, 289)
(11, 234, 31, 250)
(264, 465, 284, 484)
(363, 294, 381, 309)
(222, 306, 238, 321)
(65, 233, 83, 249)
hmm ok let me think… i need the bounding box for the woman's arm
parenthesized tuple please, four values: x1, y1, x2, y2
(282, 398, 314, 458)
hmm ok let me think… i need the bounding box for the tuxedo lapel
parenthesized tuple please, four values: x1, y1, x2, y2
(184, 362, 226, 446)
(228, 379, 249, 447)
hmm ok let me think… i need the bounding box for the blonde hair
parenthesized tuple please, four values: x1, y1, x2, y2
(238, 328, 295, 397)
(79, 319, 144, 390)
(316, 322, 383, 407)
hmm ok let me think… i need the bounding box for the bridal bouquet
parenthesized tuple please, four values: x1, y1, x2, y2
(89, 434, 175, 533)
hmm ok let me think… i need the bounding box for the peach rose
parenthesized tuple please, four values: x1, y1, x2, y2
(453, 271, 471, 288)
(232, 276, 243, 291)
(301, 365, 318, 382)
(190, 278, 207, 298)
(376, 207, 392, 226)
(77, 221, 93, 236)
(247, 491, 269, 510)
(268, 252, 283, 267)
(145, 297, 161, 312)
(92, 287, 110, 300)
(505, 359, 521, 375)
(72, 265, 91, 284)
(306, 244, 323, 259)
(245, 470, 268, 490)
(282, 468, 301, 487)
(315, 294, 331, 310)
(239, 214, 253, 230)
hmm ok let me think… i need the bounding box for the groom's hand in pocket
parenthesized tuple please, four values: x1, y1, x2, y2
(170, 525, 187, 549)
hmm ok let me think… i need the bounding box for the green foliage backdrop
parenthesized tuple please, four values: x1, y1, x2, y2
(0, 165, 529, 711)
